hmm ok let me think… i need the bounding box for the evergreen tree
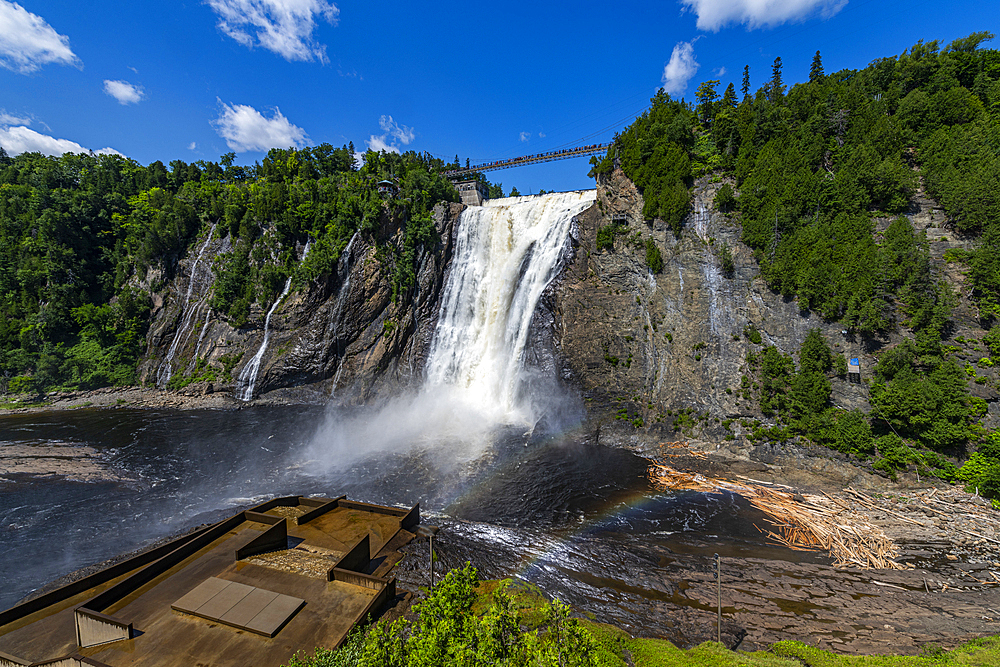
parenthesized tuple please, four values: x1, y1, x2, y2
(695, 79, 721, 124)
(810, 50, 825, 82)
(721, 82, 738, 109)
(769, 56, 785, 101)
(741, 65, 751, 100)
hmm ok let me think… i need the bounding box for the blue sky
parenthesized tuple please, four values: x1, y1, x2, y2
(1, 0, 997, 194)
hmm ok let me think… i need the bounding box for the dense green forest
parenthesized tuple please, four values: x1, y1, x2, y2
(593, 32, 1000, 493)
(0, 144, 458, 393)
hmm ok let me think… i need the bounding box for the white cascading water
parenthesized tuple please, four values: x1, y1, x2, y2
(424, 190, 596, 424)
(237, 240, 311, 401)
(157, 223, 217, 387)
(306, 191, 595, 469)
(329, 231, 359, 397)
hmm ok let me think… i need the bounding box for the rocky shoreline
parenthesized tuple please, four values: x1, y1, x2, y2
(0, 383, 328, 413)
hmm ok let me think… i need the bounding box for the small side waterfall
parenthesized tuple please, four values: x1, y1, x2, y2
(424, 190, 596, 423)
(236, 278, 291, 401)
(156, 223, 217, 387)
(236, 240, 311, 401)
(329, 231, 359, 397)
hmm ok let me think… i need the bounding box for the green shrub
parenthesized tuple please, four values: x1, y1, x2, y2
(714, 182, 737, 212)
(719, 243, 735, 277)
(7, 375, 35, 394)
(645, 238, 664, 273)
(596, 224, 616, 252)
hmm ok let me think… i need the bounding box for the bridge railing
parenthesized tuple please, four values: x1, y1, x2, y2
(443, 143, 611, 179)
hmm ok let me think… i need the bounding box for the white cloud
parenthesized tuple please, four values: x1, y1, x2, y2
(519, 131, 530, 142)
(365, 115, 414, 153)
(538, 132, 546, 138)
(662, 41, 699, 96)
(679, 0, 848, 31)
(0, 125, 120, 156)
(103, 80, 145, 105)
(206, 0, 339, 62)
(211, 100, 307, 152)
(188, 141, 197, 151)
(0, 110, 31, 126)
(0, 1, 79, 73)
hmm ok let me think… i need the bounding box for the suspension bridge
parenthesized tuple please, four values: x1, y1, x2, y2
(442, 142, 612, 179)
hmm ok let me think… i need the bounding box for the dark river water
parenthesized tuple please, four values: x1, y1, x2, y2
(0, 406, 816, 615)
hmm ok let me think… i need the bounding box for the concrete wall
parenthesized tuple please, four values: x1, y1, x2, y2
(75, 608, 132, 648)
(456, 181, 487, 206)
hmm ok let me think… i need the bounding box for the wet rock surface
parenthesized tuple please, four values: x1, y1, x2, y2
(395, 484, 1000, 655)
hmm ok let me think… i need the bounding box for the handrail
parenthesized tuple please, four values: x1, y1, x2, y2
(443, 143, 611, 178)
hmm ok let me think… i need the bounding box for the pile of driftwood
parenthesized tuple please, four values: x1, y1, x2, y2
(648, 461, 902, 569)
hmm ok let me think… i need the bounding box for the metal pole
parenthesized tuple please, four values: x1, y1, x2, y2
(429, 533, 434, 590)
(715, 553, 721, 643)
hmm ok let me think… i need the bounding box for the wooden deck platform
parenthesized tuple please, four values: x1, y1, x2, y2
(0, 496, 418, 667)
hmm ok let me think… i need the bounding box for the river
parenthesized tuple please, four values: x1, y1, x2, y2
(0, 405, 805, 617)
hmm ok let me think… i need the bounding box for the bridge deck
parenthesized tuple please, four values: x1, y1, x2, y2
(444, 143, 610, 179)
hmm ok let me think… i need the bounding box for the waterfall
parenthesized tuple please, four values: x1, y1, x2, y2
(329, 231, 359, 397)
(157, 223, 217, 387)
(237, 278, 291, 401)
(306, 192, 595, 469)
(424, 190, 596, 423)
(236, 240, 311, 401)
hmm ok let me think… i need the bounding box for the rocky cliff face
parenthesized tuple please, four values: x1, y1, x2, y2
(136, 166, 999, 468)
(138, 202, 464, 403)
(552, 169, 1000, 459)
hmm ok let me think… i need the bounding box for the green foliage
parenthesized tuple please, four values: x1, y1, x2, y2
(0, 143, 459, 392)
(869, 340, 979, 452)
(165, 356, 217, 391)
(645, 238, 664, 273)
(833, 353, 848, 377)
(594, 90, 694, 236)
(744, 324, 763, 345)
(985, 326, 1000, 358)
(287, 565, 598, 667)
(596, 224, 617, 252)
(715, 183, 737, 212)
(757, 346, 795, 417)
(719, 243, 735, 277)
(957, 431, 1000, 498)
(772, 635, 1000, 666)
(6, 375, 35, 394)
(283, 580, 1000, 666)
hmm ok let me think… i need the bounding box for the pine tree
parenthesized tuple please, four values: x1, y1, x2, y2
(695, 79, 721, 123)
(769, 56, 785, 101)
(741, 65, 751, 100)
(810, 50, 825, 82)
(721, 82, 737, 109)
